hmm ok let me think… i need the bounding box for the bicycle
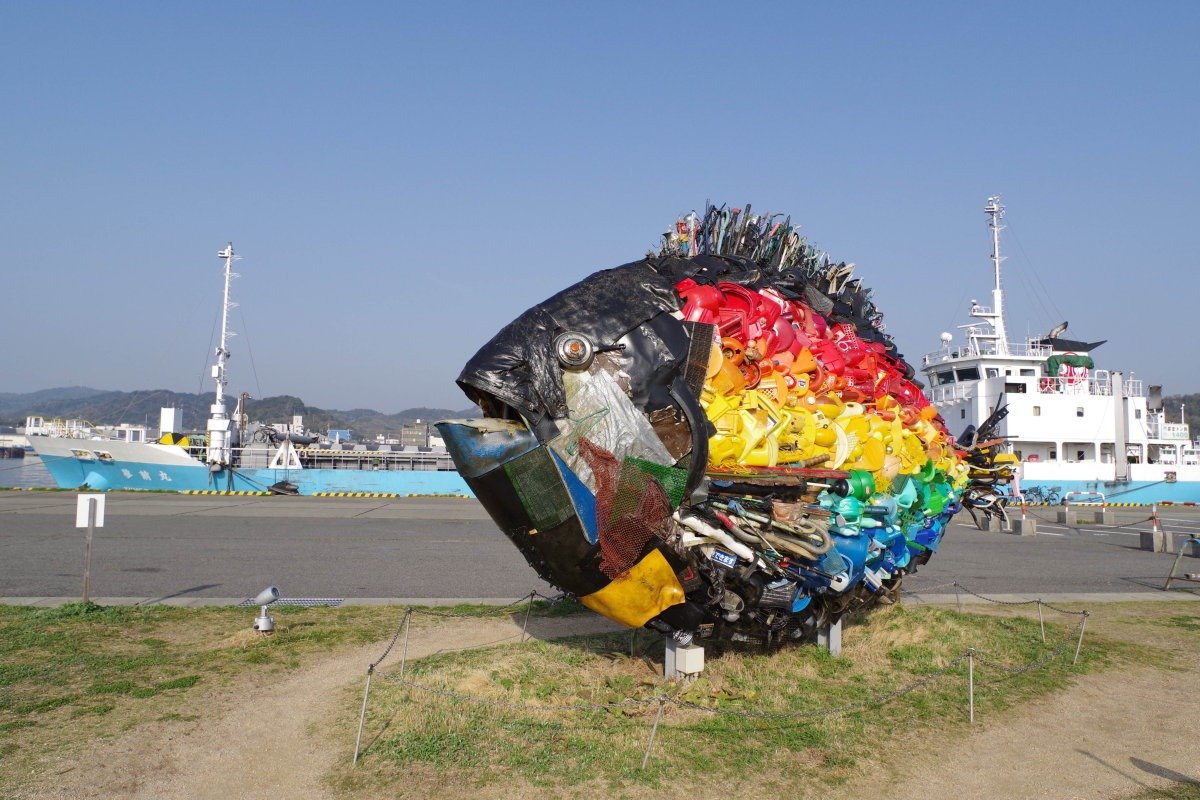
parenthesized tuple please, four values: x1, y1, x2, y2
(962, 485, 1010, 531)
(1020, 485, 1062, 505)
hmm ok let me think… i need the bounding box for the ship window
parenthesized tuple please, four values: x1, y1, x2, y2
(1006, 369, 1013, 376)
(961, 410, 966, 419)
(935, 371, 955, 385)
(1020, 368, 1035, 376)
(985, 368, 999, 378)
(1050, 449, 1057, 459)
(955, 367, 980, 381)
(1076, 407, 1084, 417)
(1135, 409, 1142, 419)
(1033, 406, 1041, 416)
(1004, 382, 1027, 393)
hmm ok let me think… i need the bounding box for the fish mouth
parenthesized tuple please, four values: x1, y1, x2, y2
(438, 256, 716, 630)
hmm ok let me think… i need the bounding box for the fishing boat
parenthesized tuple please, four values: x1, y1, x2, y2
(26, 244, 472, 496)
(922, 198, 1199, 504)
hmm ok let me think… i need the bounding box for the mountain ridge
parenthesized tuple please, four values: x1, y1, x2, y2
(1, 387, 478, 441)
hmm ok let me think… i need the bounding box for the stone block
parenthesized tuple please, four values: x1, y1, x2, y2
(665, 640, 704, 679)
(1012, 518, 1037, 536)
(817, 620, 843, 656)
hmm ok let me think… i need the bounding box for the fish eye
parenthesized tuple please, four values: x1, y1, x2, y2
(553, 331, 595, 370)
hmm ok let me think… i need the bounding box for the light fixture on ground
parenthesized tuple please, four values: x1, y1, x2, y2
(252, 586, 280, 634)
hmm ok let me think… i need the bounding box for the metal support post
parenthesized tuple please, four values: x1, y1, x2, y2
(83, 498, 96, 603)
(520, 592, 534, 643)
(1037, 601, 1045, 644)
(398, 611, 412, 679)
(641, 698, 666, 769)
(1072, 613, 1088, 666)
(967, 650, 975, 723)
(352, 668, 373, 766)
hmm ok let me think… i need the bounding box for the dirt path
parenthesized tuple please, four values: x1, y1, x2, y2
(19, 615, 622, 800)
(18, 611, 1200, 800)
(854, 664, 1200, 800)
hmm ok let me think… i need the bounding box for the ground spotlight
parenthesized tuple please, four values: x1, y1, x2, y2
(252, 586, 280, 634)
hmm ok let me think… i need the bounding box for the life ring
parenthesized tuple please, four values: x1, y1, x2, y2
(1039, 377, 1057, 393)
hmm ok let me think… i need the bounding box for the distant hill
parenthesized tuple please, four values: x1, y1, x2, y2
(0, 386, 107, 415)
(1163, 394, 1199, 436)
(1, 388, 478, 441)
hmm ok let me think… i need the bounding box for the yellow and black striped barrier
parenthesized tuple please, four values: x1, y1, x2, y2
(182, 490, 270, 496)
(312, 491, 401, 498)
(1019, 501, 1149, 507)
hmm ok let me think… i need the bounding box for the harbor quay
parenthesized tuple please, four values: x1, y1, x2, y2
(0, 491, 1197, 606)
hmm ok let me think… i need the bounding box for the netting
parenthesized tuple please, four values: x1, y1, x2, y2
(504, 446, 574, 532)
(580, 438, 673, 579)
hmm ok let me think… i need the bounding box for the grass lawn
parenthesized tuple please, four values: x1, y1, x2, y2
(333, 602, 1181, 796)
(0, 598, 560, 794)
(0, 598, 1192, 798)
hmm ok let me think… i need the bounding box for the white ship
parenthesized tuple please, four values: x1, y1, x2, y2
(922, 197, 1198, 504)
(25, 243, 469, 496)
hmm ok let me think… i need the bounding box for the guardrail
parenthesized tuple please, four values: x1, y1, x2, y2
(1063, 491, 1106, 512)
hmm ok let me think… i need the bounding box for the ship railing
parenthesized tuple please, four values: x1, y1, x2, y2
(929, 383, 975, 403)
(922, 340, 1053, 365)
(222, 443, 456, 471)
(1036, 375, 1145, 397)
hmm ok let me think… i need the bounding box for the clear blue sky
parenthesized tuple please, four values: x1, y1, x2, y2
(2, 2, 1196, 412)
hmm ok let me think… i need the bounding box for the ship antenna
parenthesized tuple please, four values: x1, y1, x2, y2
(984, 196, 1010, 355)
(207, 243, 239, 469)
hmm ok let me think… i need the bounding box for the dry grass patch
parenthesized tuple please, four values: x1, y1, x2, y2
(337, 603, 1163, 798)
(0, 599, 585, 796)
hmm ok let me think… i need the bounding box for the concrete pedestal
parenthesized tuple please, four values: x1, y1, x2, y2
(1140, 530, 1165, 553)
(664, 639, 704, 680)
(817, 620, 842, 656)
(1059, 508, 1113, 525)
(1012, 518, 1037, 536)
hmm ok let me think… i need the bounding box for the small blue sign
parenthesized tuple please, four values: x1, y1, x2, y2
(710, 549, 738, 568)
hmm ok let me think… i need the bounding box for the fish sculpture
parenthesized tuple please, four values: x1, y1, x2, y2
(438, 204, 974, 645)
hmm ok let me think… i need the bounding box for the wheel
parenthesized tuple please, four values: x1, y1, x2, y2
(967, 504, 987, 531)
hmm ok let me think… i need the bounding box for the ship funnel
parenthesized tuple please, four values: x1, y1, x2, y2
(1148, 385, 1163, 412)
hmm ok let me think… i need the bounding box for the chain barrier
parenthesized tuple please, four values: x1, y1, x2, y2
(401, 590, 559, 619)
(367, 608, 412, 674)
(1015, 505, 1156, 532)
(351, 582, 1092, 767)
(354, 591, 550, 765)
(970, 613, 1089, 680)
(900, 580, 959, 594)
(948, 582, 1084, 615)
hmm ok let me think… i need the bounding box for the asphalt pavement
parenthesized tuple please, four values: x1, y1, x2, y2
(1, 491, 1198, 606)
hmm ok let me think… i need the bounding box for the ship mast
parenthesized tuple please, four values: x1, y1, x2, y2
(207, 243, 238, 469)
(984, 196, 1010, 355)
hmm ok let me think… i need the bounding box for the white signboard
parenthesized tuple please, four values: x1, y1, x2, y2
(75, 493, 106, 528)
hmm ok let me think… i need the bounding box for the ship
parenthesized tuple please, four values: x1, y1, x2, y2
(26, 244, 473, 497)
(923, 197, 1199, 504)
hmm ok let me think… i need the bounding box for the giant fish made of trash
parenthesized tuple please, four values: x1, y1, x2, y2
(437, 204, 980, 646)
